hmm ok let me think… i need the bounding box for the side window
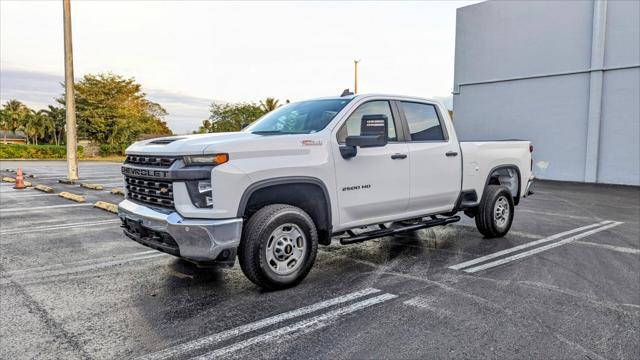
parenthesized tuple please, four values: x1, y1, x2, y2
(337, 101, 397, 143)
(401, 102, 446, 141)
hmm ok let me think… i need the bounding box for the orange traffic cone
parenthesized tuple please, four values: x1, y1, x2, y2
(14, 168, 26, 189)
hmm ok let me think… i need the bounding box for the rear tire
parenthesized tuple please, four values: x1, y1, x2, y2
(238, 204, 318, 290)
(475, 185, 514, 238)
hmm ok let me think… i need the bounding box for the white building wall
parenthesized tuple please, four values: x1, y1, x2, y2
(453, 0, 640, 185)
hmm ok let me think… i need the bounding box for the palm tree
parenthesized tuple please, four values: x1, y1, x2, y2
(19, 110, 51, 145)
(1, 100, 28, 144)
(41, 105, 66, 145)
(259, 98, 280, 113)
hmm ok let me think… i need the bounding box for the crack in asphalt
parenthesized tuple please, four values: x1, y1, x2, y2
(0, 264, 91, 360)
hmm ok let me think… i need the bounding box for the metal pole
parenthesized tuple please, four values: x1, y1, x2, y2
(354, 60, 360, 94)
(63, 0, 78, 180)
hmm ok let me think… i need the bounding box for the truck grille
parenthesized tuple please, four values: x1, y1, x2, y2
(125, 155, 178, 167)
(125, 176, 174, 209)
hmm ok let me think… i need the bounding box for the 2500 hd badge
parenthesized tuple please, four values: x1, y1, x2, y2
(342, 184, 371, 191)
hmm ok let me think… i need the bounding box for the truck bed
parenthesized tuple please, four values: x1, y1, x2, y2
(460, 140, 532, 201)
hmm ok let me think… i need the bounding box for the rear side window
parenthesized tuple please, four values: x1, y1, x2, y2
(337, 100, 398, 143)
(401, 102, 445, 141)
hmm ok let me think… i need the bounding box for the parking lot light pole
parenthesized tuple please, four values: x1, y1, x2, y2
(354, 59, 360, 94)
(63, 0, 78, 181)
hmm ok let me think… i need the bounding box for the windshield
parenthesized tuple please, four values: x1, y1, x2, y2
(245, 99, 352, 134)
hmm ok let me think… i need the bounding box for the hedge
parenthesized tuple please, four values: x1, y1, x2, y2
(0, 144, 84, 159)
(99, 143, 127, 156)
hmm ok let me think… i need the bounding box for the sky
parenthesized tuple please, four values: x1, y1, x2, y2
(0, 0, 481, 134)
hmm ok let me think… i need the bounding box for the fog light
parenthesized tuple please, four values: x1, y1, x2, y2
(198, 180, 212, 193)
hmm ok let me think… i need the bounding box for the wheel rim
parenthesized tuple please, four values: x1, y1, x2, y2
(494, 196, 510, 228)
(265, 223, 306, 275)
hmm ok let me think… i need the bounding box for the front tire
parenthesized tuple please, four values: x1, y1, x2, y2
(238, 204, 318, 290)
(475, 185, 514, 238)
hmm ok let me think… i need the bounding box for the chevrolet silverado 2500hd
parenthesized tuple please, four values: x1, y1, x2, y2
(119, 94, 534, 289)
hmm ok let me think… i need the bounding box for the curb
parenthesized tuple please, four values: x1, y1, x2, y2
(58, 191, 86, 203)
(35, 184, 54, 193)
(2, 177, 15, 183)
(94, 201, 119, 214)
(58, 178, 77, 185)
(81, 183, 104, 190)
(24, 181, 33, 187)
(110, 188, 125, 196)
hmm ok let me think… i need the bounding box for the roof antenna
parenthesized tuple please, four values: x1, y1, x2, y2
(341, 88, 354, 97)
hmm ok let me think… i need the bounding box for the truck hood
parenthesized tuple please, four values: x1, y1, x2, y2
(125, 132, 262, 156)
(125, 131, 321, 157)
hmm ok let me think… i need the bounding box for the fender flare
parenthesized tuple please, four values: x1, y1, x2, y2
(236, 176, 333, 226)
(483, 165, 522, 205)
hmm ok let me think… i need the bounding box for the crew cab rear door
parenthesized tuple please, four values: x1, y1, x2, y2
(332, 99, 410, 228)
(398, 100, 462, 214)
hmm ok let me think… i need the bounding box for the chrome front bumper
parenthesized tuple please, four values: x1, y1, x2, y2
(118, 199, 243, 262)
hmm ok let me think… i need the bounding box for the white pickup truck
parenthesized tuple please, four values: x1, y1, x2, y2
(119, 93, 534, 289)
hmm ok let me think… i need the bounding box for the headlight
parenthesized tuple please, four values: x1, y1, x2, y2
(184, 153, 228, 166)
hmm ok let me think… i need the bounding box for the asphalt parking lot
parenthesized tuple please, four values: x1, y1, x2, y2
(1, 160, 638, 359)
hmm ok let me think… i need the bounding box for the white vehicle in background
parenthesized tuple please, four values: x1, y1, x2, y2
(118, 93, 534, 290)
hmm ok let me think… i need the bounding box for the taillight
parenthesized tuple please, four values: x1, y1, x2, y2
(530, 144, 534, 171)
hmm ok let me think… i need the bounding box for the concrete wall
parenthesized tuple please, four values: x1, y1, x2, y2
(453, 0, 640, 185)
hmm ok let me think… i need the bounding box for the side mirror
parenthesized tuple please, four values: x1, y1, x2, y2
(345, 134, 386, 148)
(339, 114, 388, 159)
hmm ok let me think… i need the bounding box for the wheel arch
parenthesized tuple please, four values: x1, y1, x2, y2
(484, 165, 522, 205)
(237, 176, 333, 245)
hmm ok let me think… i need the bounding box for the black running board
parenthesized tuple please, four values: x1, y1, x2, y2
(339, 216, 461, 245)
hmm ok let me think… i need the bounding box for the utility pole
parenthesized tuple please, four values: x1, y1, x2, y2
(63, 0, 78, 180)
(354, 59, 360, 94)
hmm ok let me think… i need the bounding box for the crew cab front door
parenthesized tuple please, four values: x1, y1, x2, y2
(332, 100, 410, 228)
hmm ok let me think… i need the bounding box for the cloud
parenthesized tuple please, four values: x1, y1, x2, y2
(0, 68, 217, 134)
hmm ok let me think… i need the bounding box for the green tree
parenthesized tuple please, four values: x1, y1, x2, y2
(259, 97, 280, 113)
(0, 100, 29, 143)
(57, 73, 172, 147)
(17, 109, 51, 145)
(201, 102, 265, 133)
(41, 105, 66, 145)
(197, 119, 212, 133)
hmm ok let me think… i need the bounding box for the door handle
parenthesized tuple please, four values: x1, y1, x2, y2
(391, 153, 407, 159)
(445, 151, 458, 157)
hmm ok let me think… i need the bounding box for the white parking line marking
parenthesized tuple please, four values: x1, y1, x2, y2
(0, 193, 58, 199)
(2, 250, 158, 277)
(0, 252, 167, 285)
(0, 203, 93, 213)
(573, 241, 640, 255)
(192, 293, 397, 359)
(518, 209, 605, 221)
(402, 297, 455, 317)
(0, 219, 121, 236)
(138, 288, 383, 360)
(32, 175, 122, 181)
(448, 221, 611, 271)
(463, 222, 624, 273)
